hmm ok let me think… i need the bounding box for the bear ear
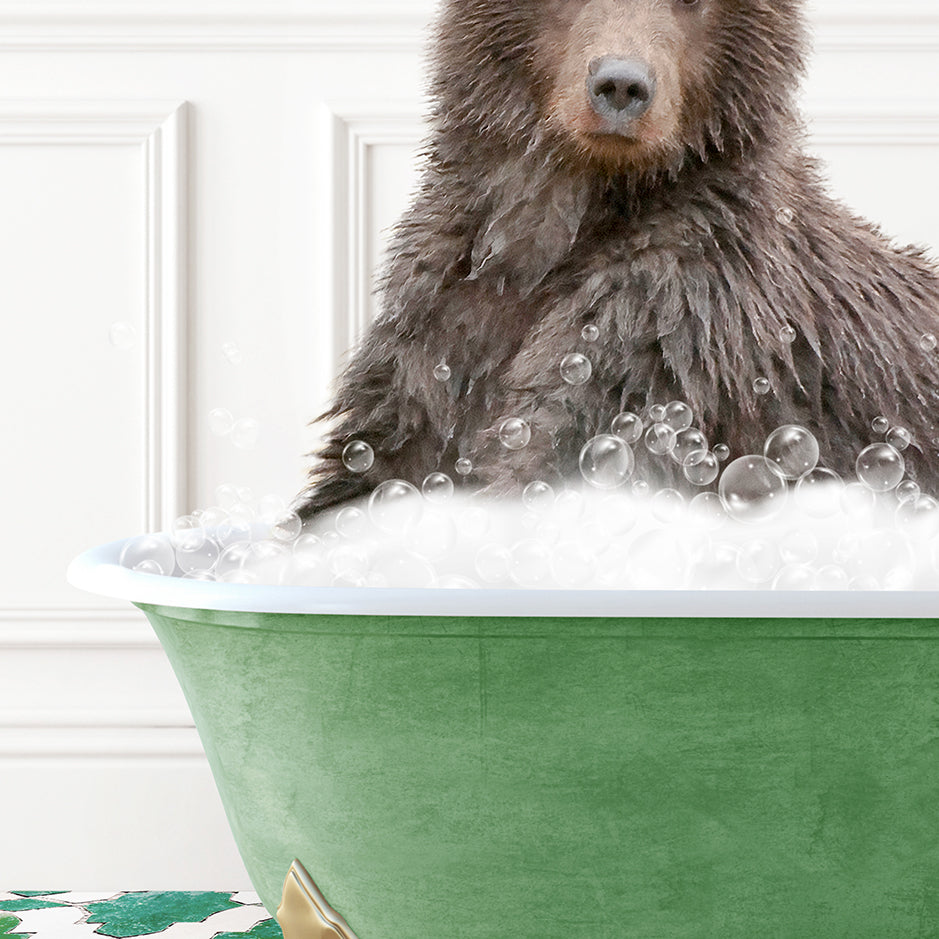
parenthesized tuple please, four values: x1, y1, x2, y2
(468, 166, 592, 297)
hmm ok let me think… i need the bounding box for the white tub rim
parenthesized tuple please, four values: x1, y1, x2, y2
(67, 536, 939, 619)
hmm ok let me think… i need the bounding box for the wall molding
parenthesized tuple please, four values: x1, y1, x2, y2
(0, 100, 188, 535)
(316, 102, 426, 369)
(0, 609, 158, 649)
(0, 4, 934, 52)
(0, 724, 204, 760)
(806, 104, 939, 147)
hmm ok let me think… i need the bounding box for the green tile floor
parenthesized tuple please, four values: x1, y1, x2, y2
(0, 891, 282, 938)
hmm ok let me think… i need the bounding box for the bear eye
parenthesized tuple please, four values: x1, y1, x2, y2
(676, 0, 701, 6)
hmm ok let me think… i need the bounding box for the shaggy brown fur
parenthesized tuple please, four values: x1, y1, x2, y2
(296, 0, 939, 516)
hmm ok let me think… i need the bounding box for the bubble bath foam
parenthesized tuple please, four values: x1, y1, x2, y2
(69, 542, 939, 938)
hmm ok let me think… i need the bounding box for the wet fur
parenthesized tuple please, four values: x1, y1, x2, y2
(296, 0, 939, 515)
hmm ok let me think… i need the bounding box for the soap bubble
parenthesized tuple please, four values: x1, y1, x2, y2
(560, 353, 592, 385)
(329, 544, 370, 581)
(215, 540, 251, 579)
(627, 530, 688, 588)
(885, 426, 912, 451)
(176, 536, 220, 575)
(498, 417, 532, 450)
(372, 551, 436, 588)
(644, 422, 677, 455)
(270, 511, 302, 542)
(208, 408, 234, 437)
(772, 564, 815, 590)
(856, 443, 905, 492)
(170, 515, 205, 551)
(779, 529, 818, 565)
(753, 377, 771, 395)
(455, 457, 473, 476)
(663, 401, 694, 432)
(794, 467, 844, 517)
(433, 362, 451, 382)
(895, 480, 921, 504)
(920, 333, 937, 352)
(231, 417, 260, 450)
(896, 495, 939, 538)
(718, 455, 788, 523)
(737, 539, 781, 585)
(108, 321, 137, 350)
(872, 416, 890, 435)
(422, 472, 455, 503)
(649, 404, 666, 422)
(683, 450, 720, 486)
(215, 514, 252, 548)
(509, 539, 552, 587)
(779, 324, 797, 344)
(120, 534, 175, 576)
(197, 505, 229, 529)
(632, 480, 650, 497)
(688, 491, 726, 529)
(599, 494, 639, 535)
(840, 481, 877, 519)
(581, 324, 600, 342)
(776, 206, 795, 225)
(258, 494, 287, 523)
(368, 479, 423, 533)
(763, 425, 820, 480)
(410, 509, 458, 560)
(713, 444, 730, 463)
(522, 480, 555, 511)
(228, 502, 256, 528)
(335, 506, 368, 539)
(475, 543, 512, 583)
(342, 440, 375, 474)
(814, 565, 850, 590)
(611, 411, 643, 444)
(671, 428, 708, 465)
(579, 435, 634, 489)
(651, 488, 685, 524)
(550, 541, 595, 588)
(288, 534, 328, 584)
(221, 340, 244, 365)
(554, 490, 586, 523)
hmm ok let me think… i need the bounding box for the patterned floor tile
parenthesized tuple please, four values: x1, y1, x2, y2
(0, 892, 281, 938)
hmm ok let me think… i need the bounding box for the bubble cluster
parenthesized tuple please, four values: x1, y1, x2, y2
(123, 382, 939, 592)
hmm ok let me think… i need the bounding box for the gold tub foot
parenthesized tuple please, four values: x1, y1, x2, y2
(276, 859, 360, 939)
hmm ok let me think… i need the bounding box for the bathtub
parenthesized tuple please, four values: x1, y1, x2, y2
(69, 536, 939, 938)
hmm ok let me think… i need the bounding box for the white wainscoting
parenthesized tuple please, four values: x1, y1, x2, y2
(0, 0, 936, 891)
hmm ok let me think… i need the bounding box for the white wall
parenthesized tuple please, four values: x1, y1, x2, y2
(0, 0, 936, 891)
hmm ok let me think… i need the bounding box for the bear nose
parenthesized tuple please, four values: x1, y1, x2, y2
(587, 56, 656, 125)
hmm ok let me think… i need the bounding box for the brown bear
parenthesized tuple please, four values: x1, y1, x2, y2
(295, 0, 939, 517)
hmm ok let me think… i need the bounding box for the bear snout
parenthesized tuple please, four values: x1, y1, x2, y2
(587, 55, 657, 130)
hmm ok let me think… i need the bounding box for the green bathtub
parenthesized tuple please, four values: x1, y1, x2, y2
(70, 539, 939, 937)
